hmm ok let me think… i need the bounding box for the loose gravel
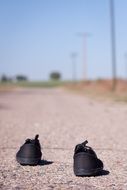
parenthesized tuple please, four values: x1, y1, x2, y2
(0, 88, 127, 190)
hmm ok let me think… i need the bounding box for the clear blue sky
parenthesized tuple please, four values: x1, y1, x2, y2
(0, 0, 127, 80)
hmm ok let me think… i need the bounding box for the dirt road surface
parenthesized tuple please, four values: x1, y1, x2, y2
(0, 88, 127, 190)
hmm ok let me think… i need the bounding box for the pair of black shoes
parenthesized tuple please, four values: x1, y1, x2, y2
(16, 135, 103, 176)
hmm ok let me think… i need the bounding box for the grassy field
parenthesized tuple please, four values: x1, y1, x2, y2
(0, 80, 70, 91)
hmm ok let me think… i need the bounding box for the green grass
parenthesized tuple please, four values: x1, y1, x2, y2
(0, 80, 73, 89)
(16, 80, 67, 88)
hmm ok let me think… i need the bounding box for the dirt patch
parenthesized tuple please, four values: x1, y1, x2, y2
(65, 79, 127, 102)
(0, 83, 19, 93)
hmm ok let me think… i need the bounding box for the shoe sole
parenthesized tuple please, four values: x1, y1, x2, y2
(74, 167, 103, 176)
(16, 157, 41, 166)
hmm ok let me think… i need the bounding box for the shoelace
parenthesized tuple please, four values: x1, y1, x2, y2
(75, 140, 93, 153)
(81, 140, 88, 147)
(75, 140, 97, 158)
(25, 134, 39, 145)
(25, 134, 41, 151)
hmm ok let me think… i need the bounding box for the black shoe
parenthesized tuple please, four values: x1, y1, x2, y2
(16, 135, 42, 165)
(73, 140, 103, 176)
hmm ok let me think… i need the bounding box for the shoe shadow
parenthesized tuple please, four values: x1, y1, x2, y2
(99, 169, 110, 176)
(38, 160, 54, 166)
(94, 170, 110, 177)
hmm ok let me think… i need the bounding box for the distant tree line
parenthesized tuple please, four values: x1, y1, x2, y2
(0, 74, 28, 82)
(0, 71, 62, 82)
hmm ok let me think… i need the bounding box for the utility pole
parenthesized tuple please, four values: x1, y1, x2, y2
(77, 32, 90, 81)
(71, 52, 77, 83)
(110, 0, 117, 91)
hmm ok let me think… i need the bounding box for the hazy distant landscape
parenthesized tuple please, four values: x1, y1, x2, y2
(1, 79, 127, 102)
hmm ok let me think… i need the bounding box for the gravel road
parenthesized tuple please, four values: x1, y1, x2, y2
(0, 88, 127, 190)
